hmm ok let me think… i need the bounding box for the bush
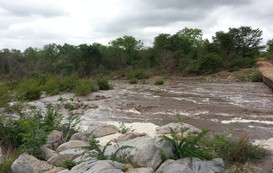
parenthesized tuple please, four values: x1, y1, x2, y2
(62, 160, 76, 170)
(206, 134, 269, 165)
(43, 76, 60, 95)
(251, 71, 263, 82)
(154, 79, 164, 85)
(0, 84, 10, 107)
(74, 79, 98, 96)
(126, 70, 149, 80)
(129, 78, 137, 84)
(15, 78, 42, 101)
(96, 77, 112, 90)
(59, 73, 79, 92)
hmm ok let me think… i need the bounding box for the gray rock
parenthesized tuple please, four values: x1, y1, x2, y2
(156, 123, 201, 135)
(114, 132, 147, 143)
(70, 132, 88, 141)
(126, 167, 154, 173)
(11, 153, 54, 173)
(47, 130, 63, 149)
(156, 158, 225, 173)
(156, 159, 194, 173)
(69, 160, 127, 173)
(56, 140, 88, 153)
(41, 145, 59, 160)
(48, 148, 85, 166)
(44, 167, 67, 173)
(87, 123, 118, 138)
(105, 136, 162, 170)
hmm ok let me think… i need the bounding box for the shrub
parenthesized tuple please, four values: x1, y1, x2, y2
(129, 78, 137, 84)
(43, 76, 60, 95)
(126, 70, 149, 80)
(59, 73, 79, 92)
(0, 84, 10, 107)
(205, 134, 269, 165)
(62, 160, 76, 170)
(96, 77, 112, 90)
(251, 71, 263, 82)
(74, 79, 98, 96)
(154, 79, 164, 85)
(15, 78, 42, 101)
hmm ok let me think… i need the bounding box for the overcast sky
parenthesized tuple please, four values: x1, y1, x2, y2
(0, 0, 273, 50)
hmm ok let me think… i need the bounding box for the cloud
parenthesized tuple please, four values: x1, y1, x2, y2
(0, 0, 273, 50)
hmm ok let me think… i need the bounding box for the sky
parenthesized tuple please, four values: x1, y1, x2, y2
(0, 0, 273, 50)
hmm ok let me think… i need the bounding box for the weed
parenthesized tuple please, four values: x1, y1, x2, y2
(83, 136, 111, 160)
(160, 128, 212, 160)
(118, 122, 135, 134)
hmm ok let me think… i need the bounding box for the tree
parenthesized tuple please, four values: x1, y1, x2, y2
(110, 36, 143, 65)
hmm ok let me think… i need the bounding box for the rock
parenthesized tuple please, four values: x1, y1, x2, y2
(156, 158, 225, 173)
(48, 148, 85, 166)
(156, 159, 194, 173)
(56, 140, 88, 153)
(114, 132, 147, 143)
(44, 167, 67, 173)
(47, 130, 63, 149)
(41, 145, 59, 160)
(105, 136, 162, 170)
(156, 123, 201, 135)
(69, 160, 127, 173)
(126, 167, 154, 173)
(87, 123, 119, 138)
(189, 157, 225, 173)
(70, 132, 88, 141)
(11, 153, 54, 173)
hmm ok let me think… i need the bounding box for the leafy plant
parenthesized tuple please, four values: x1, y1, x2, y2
(83, 136, 111, 160)
(154, 79, 164, 85)
(110, 144, 134, 165)
(74, 79, 98, 96)
(118, 122, 135, 134)
(160, 128, 212, 160)
(62, 160, 76, 170)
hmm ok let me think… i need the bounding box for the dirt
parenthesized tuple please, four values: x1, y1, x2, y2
(257, 59, 273, 80)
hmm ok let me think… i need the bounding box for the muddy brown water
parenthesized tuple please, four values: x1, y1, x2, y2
(75, 80, 273, 141)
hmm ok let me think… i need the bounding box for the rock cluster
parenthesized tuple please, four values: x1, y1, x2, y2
(11, 122, 225, 173)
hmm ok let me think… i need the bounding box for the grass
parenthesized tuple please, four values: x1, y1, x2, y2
(0, 148, 22, 173)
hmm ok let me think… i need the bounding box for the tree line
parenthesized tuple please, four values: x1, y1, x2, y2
(0, 26, 271, 79)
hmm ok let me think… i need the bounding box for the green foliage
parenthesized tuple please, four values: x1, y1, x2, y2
(62, 160, 76, 170)
(83, 136, 111, 160)
(95, 77, 112, 90)
(0, 105, 62, 159)
(59, 73, 79, 92)
(129, 78, 138, 84)
(154, 79, 164, 85)
(126, 70, 149, 80)
(15, 78, 41, 101)
(251, 71, 263, 82)
(118, 122, 135, 134)
(0, 149, 21, 173)
(74, 79, 98, 96)
(160, 129, 212, 160)
(0, 84, 9, 107)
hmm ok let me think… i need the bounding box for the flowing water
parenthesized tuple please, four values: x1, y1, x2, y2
(29, 80, 273, 142)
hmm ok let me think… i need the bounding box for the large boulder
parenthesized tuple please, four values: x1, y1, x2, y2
(68, 160, 127, 173)
(105, 136, 162, 170)
(11, 153, 54, 173)
(70, 132, 88, 141)
(87, 123, 119, 138)
(41, 145, 59, 160)
(114, 132, 147, 143)
(126, 167, 154, 173)
(156, 123, 201, 135)
(46, 130, 63, 149)
(156, 158, 225, 173)
(56, 140, 88, 153)
(48, 148, 85, 166)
